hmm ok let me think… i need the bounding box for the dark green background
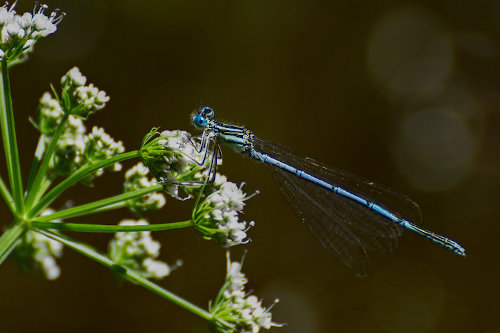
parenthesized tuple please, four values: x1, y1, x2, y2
(1, 1, 499, 332)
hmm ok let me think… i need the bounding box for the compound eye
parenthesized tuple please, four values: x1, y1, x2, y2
(193, 114, 207, 128)
(201, 106, 214, 119)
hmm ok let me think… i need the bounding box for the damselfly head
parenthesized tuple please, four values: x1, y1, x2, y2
(192, 106, 214, 129)
(201, 106, 214, 118)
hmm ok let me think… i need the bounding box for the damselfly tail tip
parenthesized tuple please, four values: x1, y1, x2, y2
(450, 242, 466, 257)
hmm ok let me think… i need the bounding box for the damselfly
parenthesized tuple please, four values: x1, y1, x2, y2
(192, 106, 465, 276)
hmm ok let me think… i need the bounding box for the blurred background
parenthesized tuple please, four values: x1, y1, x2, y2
(1, 0, 499, 332)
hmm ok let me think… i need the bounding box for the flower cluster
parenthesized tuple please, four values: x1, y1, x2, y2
(141, 128, 257, 247)
(0, 2, 64, 62)
(13, 209, 63, 280)
(33, 68, 121, 183)
(108, 219, 180, 280)
(193, 182, 255, 247)
(60, 67, 110, 117)
(84, 126, 125, 174)
(141, 129, 209, 199)
(210, 252, 281, 333)
(124, 162, 166, 216)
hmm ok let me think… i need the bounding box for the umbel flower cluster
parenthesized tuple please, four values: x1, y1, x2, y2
(33, 67, 119, 183)
(0, 2, 64, 61)
(123, 162, 166, 216)
(0, 3, 281, 333)
(209, 252, 282, 333)
(141, 129, 257, 247)
(108, 219, 181, 280)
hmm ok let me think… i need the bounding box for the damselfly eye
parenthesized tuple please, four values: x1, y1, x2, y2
(193, 114, 207, 128)
(201, 106, 214, 119)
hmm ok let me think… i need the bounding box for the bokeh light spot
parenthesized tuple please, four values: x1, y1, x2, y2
(393, 107, 476, 191)
(367, 5, 453, 98)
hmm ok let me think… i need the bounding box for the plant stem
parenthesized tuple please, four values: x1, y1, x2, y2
(85, 202, 126, 214)
(28, 150, 140, 218)
(0, 175, 14, 213)
(25, 113, 68, 210)
(36, 229, 213, 321)
(33, 184, 163, 221)
(32, 177, 53, 206)
(28, 150, 139, 217)
(31, 220, 192, 233)
(0, 221, 25, 265)
(25, 135, 45, 195)
(0, 58, 24, 215)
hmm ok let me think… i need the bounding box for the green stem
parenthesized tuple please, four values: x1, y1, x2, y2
(25, 113, 68, 210)
(0, 175, 14, 214)
(87, 202, 126, 214)
(0, 221, 26, 265)
(33, 185, 163, 221)
(36, 229, 212, 321)
(32, 177, 53, 206)
(28, 150, 140, 218)
(25, 135, 45, 195)
(0, 58, 24, 215)
(31, 220, 192, 233)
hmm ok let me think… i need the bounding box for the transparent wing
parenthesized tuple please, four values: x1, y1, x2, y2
(254, 137, 422, 276)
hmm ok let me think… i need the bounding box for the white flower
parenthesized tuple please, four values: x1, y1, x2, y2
(15, 12, 32, 29)
(28, 3, 63, 38)
(196, 182, 256, 247)
(39, 92, 63, 118)
(0, 2, 64, 61)
(74, 84, 109, 112)
(226, 260, 247, 293)
(0, 3, 16, 26)
(160, 130, 200, 173)
(210, 252, 281, 333)
(143, 258, 170, 279)
(194, 170, 227, 186)
(40, 256, 60, 280)
(83, 126, 124, 176)
(1, 21, 24, 43)
(61, 67, 87, 87)
(60, 67, 109, 116)
(108, 219, 179, 280)
(141, 236, 161, 257)
(95, 90, 109, 104)
(124, 162, 166, 215)
(142, 129, 213, 200)
(31, 13, 56, 37)
(50, 114, 88, 176)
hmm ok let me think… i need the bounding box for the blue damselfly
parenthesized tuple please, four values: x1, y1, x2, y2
(192, 106, 465, 276)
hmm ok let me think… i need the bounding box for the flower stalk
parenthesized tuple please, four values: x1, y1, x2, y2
(36, 229, 212, 321)
(0, 57, 23, 214)
(33, 184, 163, 222)
(25, 112, 68, 209)
(28, 150, 140, 218)
(31, 220, 192, 233)
(0, 220, 25, 265)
